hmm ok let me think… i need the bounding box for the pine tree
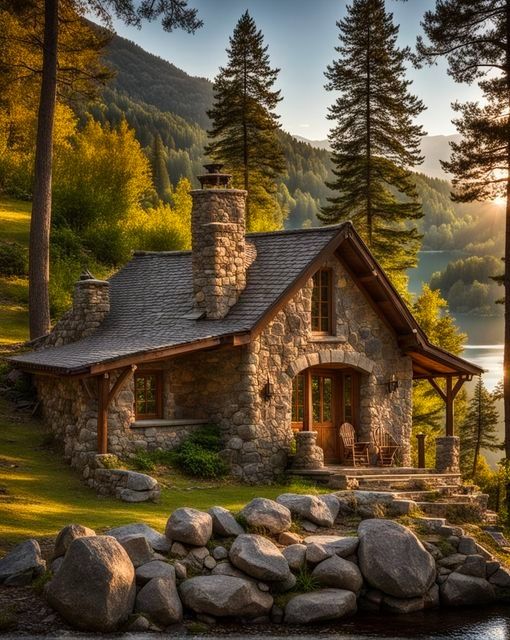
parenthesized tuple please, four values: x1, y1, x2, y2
(415, 0, 510, 513)
(205, 11, 286, 231)
(321, 0, 425, 290)
(151, 134, 172, 202)
(460, 378, 501, 478)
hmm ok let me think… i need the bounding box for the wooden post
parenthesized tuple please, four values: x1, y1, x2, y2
(97, 373, 109, 454)
(416, 433, 426, 469)
(445, 376, 454, 437)
(304, 369, 313, 431)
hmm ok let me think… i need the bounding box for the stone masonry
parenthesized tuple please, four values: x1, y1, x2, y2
(191, 189, 247, 319)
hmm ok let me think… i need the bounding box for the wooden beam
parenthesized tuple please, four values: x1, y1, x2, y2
(427, 377, 446, 402)
(97, 373, 109, 454)
(452, 376, 467, 400)
(108, 365, 137, 405)
(304, 369, 313, 431)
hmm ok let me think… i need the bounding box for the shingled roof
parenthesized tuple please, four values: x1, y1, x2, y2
(9, 223, 483, 379)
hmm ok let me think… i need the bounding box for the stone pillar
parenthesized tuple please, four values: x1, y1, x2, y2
(191, 188, 247, 319)
(435, 436, 460, 473)
(292, 431, 324, 470)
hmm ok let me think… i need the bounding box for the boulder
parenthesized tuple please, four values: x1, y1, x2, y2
(53, 524, 96, 559)
(106, 523, 170, 553)
(229, 534, 291, 581)
(457, 536, 477, 556)
(239, 498, 291, 534)
(208, 506, 244, 537)
(322, 494, 341, 522)
(135, 576, 182, 626)
(119, 535, 153, 568)
(440, 572, 496, 607)
(424, 584, 440, 609)
(212, 561, 252, 581)
(179, 575, 273, 618)
(284, 589, 357, 624)
(304, 535, 359, 564)
(489, 567, 510, 587)
(382, 595, 425, 613)
(438, 553, 467, 569)
(46, 536, 136, 631)
(212, 546, 228, 561)
(119, 488, 158, 503)
(358, 519, 435, 599)
(276, 493, 335, 527)
(311, 555, 363, 592)
(456, 555, 486, 579)
(165, 508, 212, 547)
(136, 561, 176, 586)
(0, 540, 46, 586)
(170, 542, 188, 559)
(282, 544, 306, 571)
(125, 471, 158, 492)
(279, 531, 302, 545)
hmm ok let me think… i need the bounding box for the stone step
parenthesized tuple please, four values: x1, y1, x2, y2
(416, 500, 486, 520)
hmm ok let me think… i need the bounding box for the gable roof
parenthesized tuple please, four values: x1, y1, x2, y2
(9, 223, 483, 379)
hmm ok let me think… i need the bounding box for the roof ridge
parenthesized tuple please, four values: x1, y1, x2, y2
(247, 222, 348, 238)
(133, 249, 192, 257)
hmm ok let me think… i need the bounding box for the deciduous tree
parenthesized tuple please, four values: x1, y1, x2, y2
(0, 0, 201, 339)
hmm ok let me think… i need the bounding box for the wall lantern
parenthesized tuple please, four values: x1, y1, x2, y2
(387, 374, 399, 394)
(263, 377, 274, 401)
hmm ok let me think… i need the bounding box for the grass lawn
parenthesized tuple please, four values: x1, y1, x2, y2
(0, 398, 322, 553)
(0, 198, 30, 349)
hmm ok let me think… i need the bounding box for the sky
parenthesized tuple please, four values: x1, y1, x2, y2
(109, 0, 482, 140)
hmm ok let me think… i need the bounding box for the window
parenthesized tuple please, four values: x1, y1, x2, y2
(311, 269, 332, 333)
(134, 372, 163, 419)
(291, 374, 304, 429)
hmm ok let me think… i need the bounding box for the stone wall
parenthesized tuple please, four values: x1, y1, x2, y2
(35, 255, 413, 485)
(191, 189, 247, 319)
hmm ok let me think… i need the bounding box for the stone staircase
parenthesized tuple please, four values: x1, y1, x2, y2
(288, 465, 494, 524)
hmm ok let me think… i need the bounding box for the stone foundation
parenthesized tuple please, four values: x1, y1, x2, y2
(84, 454, 160, 502)
(435, 436, 460, 473)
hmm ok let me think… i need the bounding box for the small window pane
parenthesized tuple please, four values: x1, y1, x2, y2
(311, 269, 332, 334)
(134, 373, 162, 418)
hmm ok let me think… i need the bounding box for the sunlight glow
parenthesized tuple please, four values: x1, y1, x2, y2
(493, 195, 506, 206)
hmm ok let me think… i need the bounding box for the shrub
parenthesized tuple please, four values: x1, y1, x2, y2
(0, 241, 27, 276)
(173, 425, 228, 479)
(173, 441, 228, 479)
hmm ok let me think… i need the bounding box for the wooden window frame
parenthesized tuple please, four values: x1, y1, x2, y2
(311, 268, 334, 335)
(134, 370, 163, 420)
(291, 373, 305, 431)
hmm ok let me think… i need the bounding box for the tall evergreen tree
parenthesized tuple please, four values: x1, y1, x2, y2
(0, 0, 201, 339)
(321, 0, 425, 292)
(415, 0, 510, 513)
(205, 11, 286, 231)
(460, 378, 501, 478)
(151, 133, 172, 202)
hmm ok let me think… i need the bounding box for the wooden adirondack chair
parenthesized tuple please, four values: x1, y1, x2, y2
(373, 426, 400, 467)
(339, 422, 370, 467)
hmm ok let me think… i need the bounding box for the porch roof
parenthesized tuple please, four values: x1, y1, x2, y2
(9, 223, 483, 380)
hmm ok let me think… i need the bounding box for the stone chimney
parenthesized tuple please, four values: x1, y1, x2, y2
(191, 164, 248, 319)
(42, 271, 110, 348)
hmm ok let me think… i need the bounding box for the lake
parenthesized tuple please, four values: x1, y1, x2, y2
(409, 251, 504, 391)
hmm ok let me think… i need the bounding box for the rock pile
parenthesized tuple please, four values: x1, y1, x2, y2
(0, 491, 508, 632)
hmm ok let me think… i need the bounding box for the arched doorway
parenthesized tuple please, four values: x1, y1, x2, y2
(291, 365, 360, 463)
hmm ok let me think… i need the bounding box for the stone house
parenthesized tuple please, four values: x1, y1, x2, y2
(10, 167, 482, 484)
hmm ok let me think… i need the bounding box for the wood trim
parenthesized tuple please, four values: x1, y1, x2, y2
(97, 373, 109, 454)
(304, 368, 312, 431)
(311, 267, 334, 335)
(134, 370, 163, 420)
(428, 378, 446, 402)
(108, 365, 136, 405)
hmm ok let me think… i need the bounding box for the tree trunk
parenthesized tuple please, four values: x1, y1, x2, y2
(29, 0, 58, 340)
(242, 48, 250, 229)
(472, 384, 482, 478)
(505, 0, 510, 519)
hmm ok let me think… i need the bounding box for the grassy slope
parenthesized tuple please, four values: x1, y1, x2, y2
(0, 399, 321, 551)
(0, 198, 30, 348)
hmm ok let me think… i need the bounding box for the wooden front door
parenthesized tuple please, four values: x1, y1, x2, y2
(291, 367, 360, 464)
(311, 373, 338, 462)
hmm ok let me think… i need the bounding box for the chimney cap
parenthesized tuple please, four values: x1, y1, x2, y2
(79, 269, 95, 281)
(198, 164, 232, 189)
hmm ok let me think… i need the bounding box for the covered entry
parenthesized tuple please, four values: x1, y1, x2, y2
(291, 366, 360, 463)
